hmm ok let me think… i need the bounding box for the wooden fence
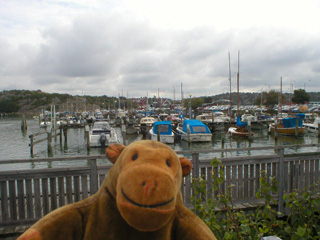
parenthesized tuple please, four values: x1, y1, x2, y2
(1, 144, 320, 228)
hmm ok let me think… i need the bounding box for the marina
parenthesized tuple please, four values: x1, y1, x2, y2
(1, 115, 320, 238)
(1, 117, 320, 169)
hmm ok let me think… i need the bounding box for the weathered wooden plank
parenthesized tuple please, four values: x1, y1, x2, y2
(243, 164, 249, 199)
(231, 165, 237, 199)
(58, 177, 65, 207)
(249, 164, 254, 198)
(25, 179, 33, 219)
(90, 159, 98, 195)
(305, 159, 310, 190)
(238, 164, 243, 199)
(17, 180, 25, 220)
(225, 165, 231, 197)
(73, 176, 80, 202)
(289, 161, 294, 192)
(50, 178, 57, 211)
(0, 181, 9, 221)
(310, 159, 315, 187)
(33, 179, 41, 218)
(213, 166, 219, 198)
(185, 175, 191, 205)
(8, 181, 17, 220)
(66, 177, 73, 204)
(255, 164, 260, 194)
(81, 175, 88, 200)
(206, 167, 212, 199)
(42, 178, 49, 215)
(283, 161, 288, 193)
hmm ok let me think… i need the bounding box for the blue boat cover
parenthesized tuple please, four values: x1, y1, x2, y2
(295, 113, 305, 119)
(153, 121, 173, 135)
(283, 118, 303, 128)
(182, 119, 211, 134)
(236, 116, 247, 127)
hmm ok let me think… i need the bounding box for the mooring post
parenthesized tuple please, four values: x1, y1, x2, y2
(63, 126, 68, 144)
(21, 115, 27, 131)
(85, 124, 90, 149)
(274, 120, 278, 139)
(121, 118, 126, 145)
(46, 125, 52, 155)
(59, 125, 63, 144)
(29, 134, 34, 156)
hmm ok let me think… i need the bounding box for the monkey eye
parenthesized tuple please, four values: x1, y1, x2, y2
(132, 153, 138, 161)
(166, 159, 171, 167)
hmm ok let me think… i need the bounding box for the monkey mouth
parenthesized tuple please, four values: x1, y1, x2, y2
(121, 188, 174, 208)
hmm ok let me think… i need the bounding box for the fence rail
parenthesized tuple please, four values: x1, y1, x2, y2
(1, 144, 320, 227)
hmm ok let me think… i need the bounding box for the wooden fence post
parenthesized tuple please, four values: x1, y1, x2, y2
(192, 152, 199, 211)
(90, 158, 98, 195)
(278, 147, 285, 214)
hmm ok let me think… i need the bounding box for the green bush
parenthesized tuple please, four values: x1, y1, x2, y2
(191, 158, 320, 240)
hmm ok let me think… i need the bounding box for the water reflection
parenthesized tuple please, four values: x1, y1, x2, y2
(1, 118, 320, 170)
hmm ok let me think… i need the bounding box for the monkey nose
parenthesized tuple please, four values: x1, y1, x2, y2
(142, 181, 156, 198)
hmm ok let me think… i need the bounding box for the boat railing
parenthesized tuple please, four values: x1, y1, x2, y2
(1, 144, 320, 227)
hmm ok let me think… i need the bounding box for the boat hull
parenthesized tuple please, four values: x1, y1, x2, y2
(269, 123, 305, 136)
(149, 131, 175, 144)
(228, 127, 253, 137)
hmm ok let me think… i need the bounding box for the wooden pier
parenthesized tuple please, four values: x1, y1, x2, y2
(1, 144, 320, 238)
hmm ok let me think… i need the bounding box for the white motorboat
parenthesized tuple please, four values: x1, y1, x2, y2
(89, 121, 118, 147)
(176, 119, 212, 143)
(303, 117, 320, 134)
(139, 116, 156, 135)
(148, 121, 175, 144)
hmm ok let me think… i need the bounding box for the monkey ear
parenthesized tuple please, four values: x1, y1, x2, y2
(179, 157, 192, 177)
(106, 144, 126, 164)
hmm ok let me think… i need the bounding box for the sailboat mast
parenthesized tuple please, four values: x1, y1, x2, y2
(237, 50, 240, 116)
(280, 77, 282, 118)
(228, 52, 232, 120)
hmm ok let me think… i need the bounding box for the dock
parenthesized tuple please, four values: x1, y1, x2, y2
(1, 144, 320, 238)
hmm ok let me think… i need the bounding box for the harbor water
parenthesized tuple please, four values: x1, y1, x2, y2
(1, 117, 320, 170)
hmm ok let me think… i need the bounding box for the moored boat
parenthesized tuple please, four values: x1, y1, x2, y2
(89, 121, 118, 147)
(269, 117, 305, 136)
(303, 117, 320, 134)
(148, 121, 175, 144)
(176, 119, 212, 143)
(139, 116, 156, 135)
(227, 116, 254, 138)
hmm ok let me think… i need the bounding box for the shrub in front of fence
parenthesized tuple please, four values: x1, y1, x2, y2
(191, 158, 320, 240)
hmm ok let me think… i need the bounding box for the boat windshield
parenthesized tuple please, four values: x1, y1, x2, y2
(192, 126, 209, 133)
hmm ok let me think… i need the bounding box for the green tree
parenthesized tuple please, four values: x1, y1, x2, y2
(184, 97, 204, 110)
(257, 90, 280, 108)
(0, 99, 20, 113)
(292, 89, 310, 104)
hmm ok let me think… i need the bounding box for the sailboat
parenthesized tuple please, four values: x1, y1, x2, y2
(227, 51, 253, 138)
(268, 77, 305, 136)
(228, 116, 254, 137)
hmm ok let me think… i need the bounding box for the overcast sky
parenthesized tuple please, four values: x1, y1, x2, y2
(1, 0, 320, 99)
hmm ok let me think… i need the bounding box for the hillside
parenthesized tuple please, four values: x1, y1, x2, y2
(1, 89, 320, 115)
